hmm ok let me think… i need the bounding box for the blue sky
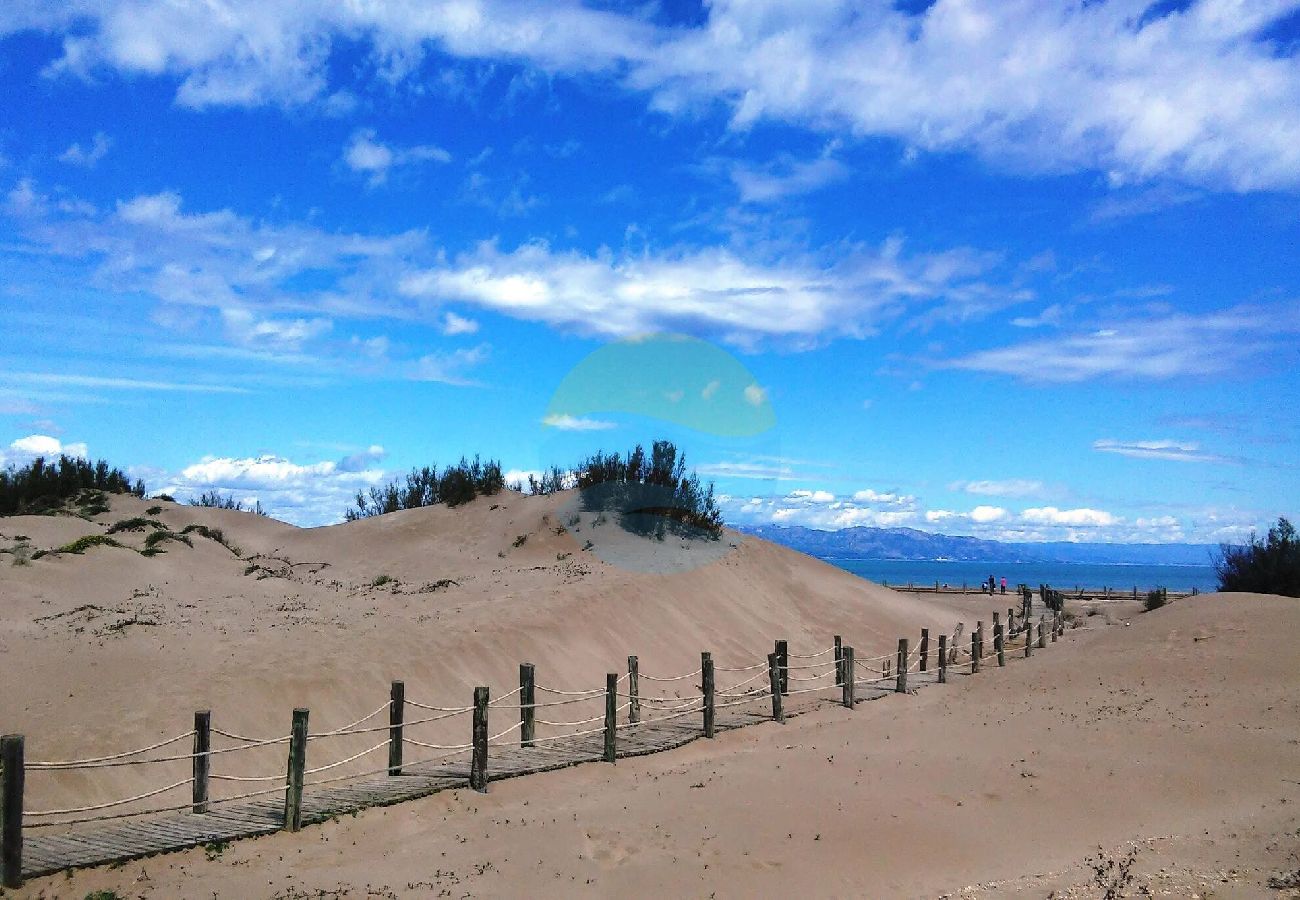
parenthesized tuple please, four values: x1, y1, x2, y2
(1, 0, 1297, 541)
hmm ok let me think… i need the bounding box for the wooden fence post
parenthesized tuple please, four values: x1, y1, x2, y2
(1, 734, 23, 888)
(193, 710, 210, 813)
(971, 631, 980, 674)
(520, 663, 536, 747)
(1025, 618, 1033, 657)
(702, 652, 715, 738)
(896, 638, 908, 693)
(388, 681, 404, 776)
(920, 628, 930, 673)
(995, 620, 1005, 667)
(937, 635, 948, 684)
(626, 656, 640, 726)
(767, 653, 784, 724)
(1052, 612, 1060, 642)
(842, 647, 855, 708)
(775, 640, 789, 695)
(283, 708, 308, 832)
(834, 635, 843, 686)
(604, 673, 618, 762)
(470, 686, 488, 793)
(976, 620, 984, 663)
(1038, 616, 1047, 649)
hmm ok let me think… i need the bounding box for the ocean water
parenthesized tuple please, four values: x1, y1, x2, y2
(826, 558, 1218, 593)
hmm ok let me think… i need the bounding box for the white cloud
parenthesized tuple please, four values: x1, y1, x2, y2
(951, 478, 1047, 498)
(541, 414, 618, 432)
(969, 505, 1008, 524)
(163, 450, 387, 526)
(701, 379, 720, 400)
(58, 132, 112, 168)
(1, 434, 89, 467)
(410, 344, 490, 386)
(727, 144, 849, 203)
(1093, 438, 1228, 463)
(221, 308, 332, 350)
(944, 306, 1300, 382)
(0, 372, 250, 394)
(399, 237, 1014, 345)
(26, 1, 1300, 190)
(9, 182, 1018, 352)
(743, 383, 767, 406)
(440, 311, 480, 335)
(1021, 506, 1117, 527)
(344, 128, 451, 186)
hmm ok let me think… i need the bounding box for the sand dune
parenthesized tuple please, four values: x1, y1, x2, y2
(1, 491, 961, 814)
(5, 498, 1295, 897)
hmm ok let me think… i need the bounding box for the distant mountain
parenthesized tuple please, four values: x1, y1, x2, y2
(738, 524, 1218, 567)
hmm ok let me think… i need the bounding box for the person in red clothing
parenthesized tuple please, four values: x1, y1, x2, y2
(1000, 576, 1007, 595)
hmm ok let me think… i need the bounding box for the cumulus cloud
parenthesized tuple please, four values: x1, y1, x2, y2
(1021, 506, 1117, 527)
(1093, 438, 1228, 463)
(0, 434, 89, 467)
(440, 311, 480, 335)
(161, 450, 387, 526)
(410, 345, 490, 386)
(343, 128, 451, 187)
(23, 0, 1300, 190)
(727, 144, 849, 203)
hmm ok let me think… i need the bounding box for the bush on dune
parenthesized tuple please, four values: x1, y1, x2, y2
(345, 456, 505, 520)
(0, 455, 145, 516)
(574, 440, 723, 540)
(1215, 517, 1300, 597)
(189, 490, 267, 516)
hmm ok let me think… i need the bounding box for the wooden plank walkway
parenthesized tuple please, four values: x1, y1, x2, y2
(19, 663, 973, 879)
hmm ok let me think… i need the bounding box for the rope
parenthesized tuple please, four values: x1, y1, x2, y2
(407, 700, 475, 713)
(714, 661, 766, 672)
(616, 691, 695, 704)
(27, 778, 193, 817)
(302, 741, 388, 776)
(210, 772, 283, 783)
(487, 721, 524, 743)
(788, 646, 836, 659)
(537, 713, 606, 728)
(638, 668, 702, 683)
(211, 729, 292, 746)
(24, 799, 198, 829)
(308, 702, 390, 738)
(782, 684, 837, 697)
(488, 686, 523, 705)
(28, 731, 196, 770)
(788, 669, 835, 682)
(405, 739, 475, 751)
(717, 668, 769, 692)
(781, 660, 837, 671)
(535, 685, 604, 697)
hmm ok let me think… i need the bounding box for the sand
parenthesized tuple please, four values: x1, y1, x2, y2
(2, 495, 1297, 897)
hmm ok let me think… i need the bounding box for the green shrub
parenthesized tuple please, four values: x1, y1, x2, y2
(143, 530, 192, 550)
(372, 574, 394, 587)
(55, 534, 125, 555)
(189, 490, 267, 515)
(346, 455, 505, 520)
(146, 505, 163, 515)
(574, 440, 722, 539)
(1144, 587, 1167, 611)
(152, 494, 175, 503)
(0, 455, 145, 516)
(107, 517, 165, 534)
(1215, 517, 1300, 597)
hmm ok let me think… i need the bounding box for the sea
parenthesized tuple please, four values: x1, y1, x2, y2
(826, 558, 1218, 593)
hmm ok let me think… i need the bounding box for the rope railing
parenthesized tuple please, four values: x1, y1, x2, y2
(27, 731, 196, 770)
(3, 624, 1066, 884)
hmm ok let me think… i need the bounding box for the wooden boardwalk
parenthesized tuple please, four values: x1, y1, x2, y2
(20, 672, 950, 879)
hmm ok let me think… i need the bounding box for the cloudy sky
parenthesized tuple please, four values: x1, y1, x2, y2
(1, 0, 1297, 541)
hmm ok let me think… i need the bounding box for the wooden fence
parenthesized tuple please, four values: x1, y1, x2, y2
(0, 607, 1069, 887)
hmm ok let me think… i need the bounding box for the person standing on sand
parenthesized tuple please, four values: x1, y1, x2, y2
(1000, 576, 1007, 595)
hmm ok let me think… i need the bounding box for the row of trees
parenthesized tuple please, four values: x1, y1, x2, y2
(0, 455, 145, 516)
(345, 455, 506, 520)
(1216, 517, 1299, 597)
